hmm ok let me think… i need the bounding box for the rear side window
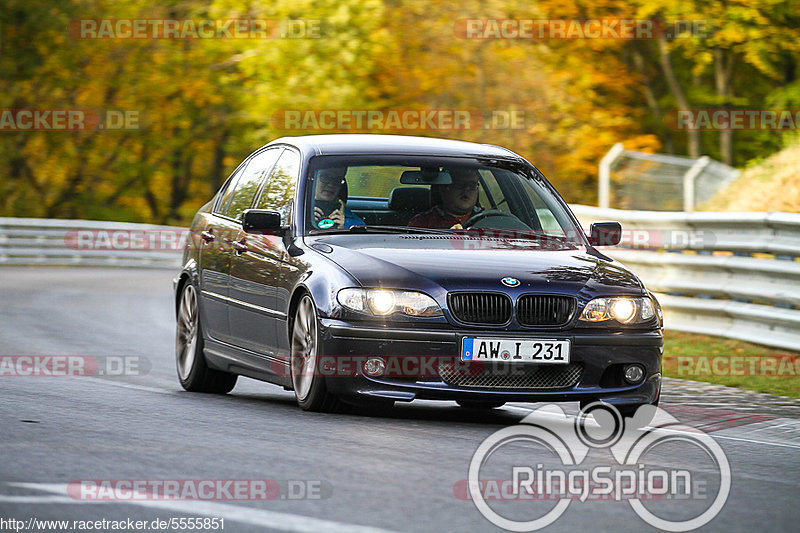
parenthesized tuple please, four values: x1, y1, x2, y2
(221, 148, 282, 221)
(344, 166, 418, 198)
(255, 149, 300, 224)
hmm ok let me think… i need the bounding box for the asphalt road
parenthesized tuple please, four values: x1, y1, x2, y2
(1, 267, 798, 533)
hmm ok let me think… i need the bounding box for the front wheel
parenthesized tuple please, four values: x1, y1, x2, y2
(290, 294, 340, 412)
(175, 282, 237, 393)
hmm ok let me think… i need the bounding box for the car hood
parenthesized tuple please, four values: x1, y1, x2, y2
(306, 234, 644, 299)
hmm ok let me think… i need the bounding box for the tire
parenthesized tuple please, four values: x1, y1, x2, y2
(175, 282, 237, 393)
(456, 400, 505, 409)
(290, 294, 341, 412)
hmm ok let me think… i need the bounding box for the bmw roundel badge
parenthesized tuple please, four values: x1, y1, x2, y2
(501, 277, 520, 287)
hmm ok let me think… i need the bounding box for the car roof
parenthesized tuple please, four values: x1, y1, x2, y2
(265, 134, 522, 160)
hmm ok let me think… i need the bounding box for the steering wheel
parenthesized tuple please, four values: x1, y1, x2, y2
(462, 209, 529, 229)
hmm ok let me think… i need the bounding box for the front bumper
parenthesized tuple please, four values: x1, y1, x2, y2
(317, 319, 663, 407)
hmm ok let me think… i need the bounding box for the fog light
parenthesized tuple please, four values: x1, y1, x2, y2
(363, 357, 386, 377)
(624, 364, 645, 384)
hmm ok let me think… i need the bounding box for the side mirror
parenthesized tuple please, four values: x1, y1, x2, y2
(588, 221, 622, 246)
(242, 209, 285, 235)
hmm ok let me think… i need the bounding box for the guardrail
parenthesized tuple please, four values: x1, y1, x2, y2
(571, 205, 800, 351)
(0, 217, 183, 269)
(3, 212, 799, 350)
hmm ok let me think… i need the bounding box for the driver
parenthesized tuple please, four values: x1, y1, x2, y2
(408, 168, 483, 229)
(312, 167, 365, 229)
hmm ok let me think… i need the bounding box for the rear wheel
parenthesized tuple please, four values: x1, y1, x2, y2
(291, 294, 340, 412)
(176, 282, 237, 393)
(457, 400, 505, 409)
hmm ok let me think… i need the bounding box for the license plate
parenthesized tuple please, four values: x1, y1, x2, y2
(461, 338, 570, 364)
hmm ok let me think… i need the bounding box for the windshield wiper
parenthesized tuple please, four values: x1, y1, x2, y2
(308, 225, 452, 235)
(458, 228, 581, 247)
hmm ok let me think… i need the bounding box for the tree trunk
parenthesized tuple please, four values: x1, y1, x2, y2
(714, 47, 735, 165)
(631, 45, 674, 153)
(657, 37, 700, 158)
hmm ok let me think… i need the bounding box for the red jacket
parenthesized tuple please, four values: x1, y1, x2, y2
(408, 206, 483, 228)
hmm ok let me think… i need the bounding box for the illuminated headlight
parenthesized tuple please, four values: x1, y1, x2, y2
(579, 296, 659, 325)
(610, 299, 636, 323)
(368, 290, 395, 315)
(337, 288, 443, 317)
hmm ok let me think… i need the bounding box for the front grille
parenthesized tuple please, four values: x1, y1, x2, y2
(517, 295, 576, 326)
(438, 360, 583, 390)
(448, 292, 511, 325)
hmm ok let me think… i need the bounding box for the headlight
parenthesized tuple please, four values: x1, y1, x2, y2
(609, 299, 637, 323)
(579, 296, 659, 325)
(368, 290, 395, 315)
(337, 288, 443, 317)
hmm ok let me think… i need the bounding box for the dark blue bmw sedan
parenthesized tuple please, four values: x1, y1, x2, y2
(174, 134, 663, 416)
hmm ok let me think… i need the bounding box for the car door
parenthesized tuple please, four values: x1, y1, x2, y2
(198, 159, 252, 341)
(204, 147, 282, 344)
(228, 147, 299, 356)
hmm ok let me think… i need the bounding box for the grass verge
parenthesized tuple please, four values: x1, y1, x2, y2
(662, 331, 800, 398)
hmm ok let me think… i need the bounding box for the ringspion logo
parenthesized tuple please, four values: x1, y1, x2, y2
(466, 403, 730, 531)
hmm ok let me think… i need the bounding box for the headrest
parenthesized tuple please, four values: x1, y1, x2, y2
(388, 187, 431, 212)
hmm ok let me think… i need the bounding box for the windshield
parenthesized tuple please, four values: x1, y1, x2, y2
(304, 155, 584, 244)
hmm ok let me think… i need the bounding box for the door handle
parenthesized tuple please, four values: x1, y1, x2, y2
(200, 230, 215, 243)
(232, 239, 248, 253)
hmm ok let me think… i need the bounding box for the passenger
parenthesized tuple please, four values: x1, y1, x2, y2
(408, 168, 483, 229)
(312, 167, 365, 229)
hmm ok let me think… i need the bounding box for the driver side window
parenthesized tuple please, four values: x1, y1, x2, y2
(255, 148, 300, 224)
(223, 148, 282, 221)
